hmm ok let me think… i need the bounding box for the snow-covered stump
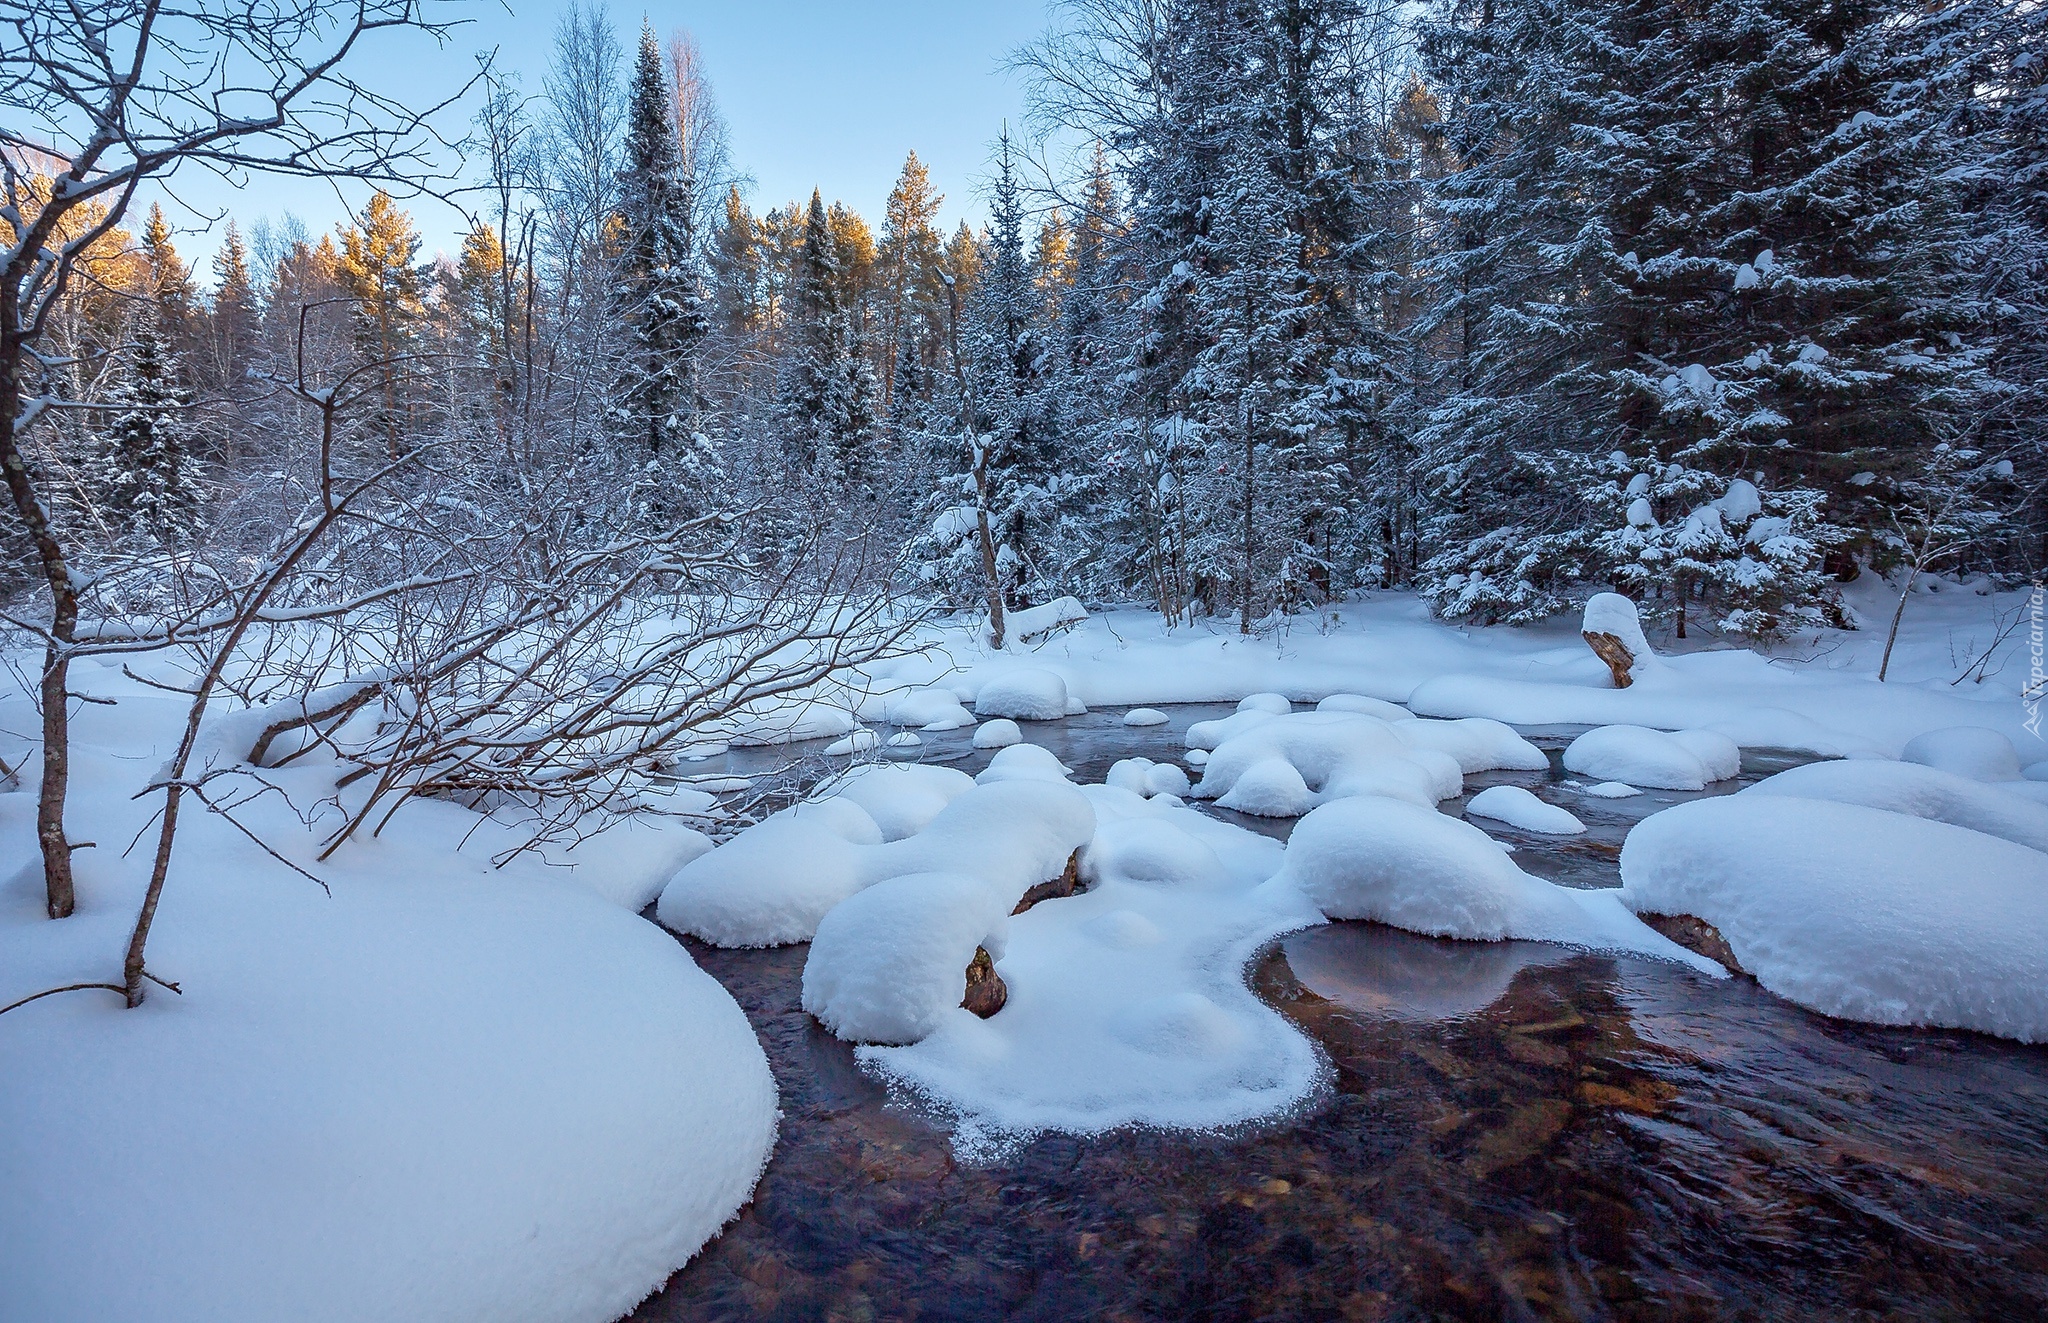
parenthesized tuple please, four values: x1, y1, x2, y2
(1582, 592, 1654, 688)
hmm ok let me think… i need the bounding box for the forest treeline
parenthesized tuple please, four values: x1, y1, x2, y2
(11, 0, 2043, 640)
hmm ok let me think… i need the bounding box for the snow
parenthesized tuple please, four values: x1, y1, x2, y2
(1581, 781, 1643, 798)
(1620, 795, 2048, 1042)
(1107, 756, 1193, 798)
(823, 728, 880, 756)
(1123, 707, 1171, 726)
(1465, 785, 1586, 835)
(1742, 759, 2048, 854)
(801, 872, 1012, 1044)
(886, 731, 923, 747)
(1001, 595, 1089, 645)
(1391, 715, 1549, 774)
(814, 762, 975, 841)
(858, 797, 1326, 1154)
(1275, 797, 1719, 971)
(1563, 724, 1740, 791)
(1237, 691, 1293, 714)
(974, 742, 1074, 785)
(972, 718, 1022, 748)
(867, 684, 973, 731)
(1900, 725, 2025, 782)
(1191, 711, 1466, 817)
(657, 815, 871, 945)
(1315, 693, 1411, 720)
(0, 670, 776, 1323)
(973, 667, 1078, 720)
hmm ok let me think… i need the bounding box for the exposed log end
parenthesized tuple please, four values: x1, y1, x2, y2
(1583, 630, 1637, 689)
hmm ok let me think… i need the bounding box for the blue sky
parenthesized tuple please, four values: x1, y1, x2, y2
(147, 0, 1053, 267)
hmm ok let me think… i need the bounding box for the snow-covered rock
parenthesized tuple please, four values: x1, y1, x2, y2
(815, 762, 974, 842)
(801, 872, 1013, 1045)
(1581, 781, 1642, 798)
(1191, 711, 1464, 817)
(1276, 797, 1719, 968)
(1620, 795, 2048, 1042)
(972, 718, 1022, 749)
(1465, 785, 1586, 835)
(823, 728, 880, 756)
(886, 731, 922, 748)
(1184, 707, 1281, 751)
(1741, 759, 2048, 854)
(974, 668, 1079, 720)
(1900, 726, 2025, 782)
(1236, 692, 1292, 714)
(1316, 693, 1411, 720)
(1122, 707, 1170, 726)
(975, 742, 1072, 785)
(873, 685, 973, 732)
(1563, 724, 1739, 791)
(658, 817, 870, 946)
(1106, 757, 1192, 799)
(1392, 716, 1548, 774)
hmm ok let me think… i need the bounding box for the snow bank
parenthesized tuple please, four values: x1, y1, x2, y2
(1002, 596, 1089, 645)
(973, 667, 1080, 720)
(1191, 711, 1465, 817)
(657, 816, 870, 946)
(1275, 797, 1719, 970)
(1465, 785, 1585, 835)
(801, 872, 1012, 1044)
(1620, 795, 2048, 1041)
(1900, 725, 2026, 782)
(1562, 724, 1740, 790)
(1741, 759, 2048, 854)
(0, 681, 776, 1323)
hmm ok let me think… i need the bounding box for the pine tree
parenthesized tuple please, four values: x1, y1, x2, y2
(878, 152, 947, 420)
(88, 308, 202, 546)
(610, 20, 714, 510)
(205, 220, 259, 395)
(774, 189, 881, 489)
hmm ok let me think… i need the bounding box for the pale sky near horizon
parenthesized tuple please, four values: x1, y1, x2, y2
(141, 0, 1055, 271)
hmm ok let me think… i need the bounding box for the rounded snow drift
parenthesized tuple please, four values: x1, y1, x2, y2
(972, 718, 1023, 749)
(1123, 707, 1171, 727)
(973, 668, 1073, 721)
(1900, 726, 2025, 783)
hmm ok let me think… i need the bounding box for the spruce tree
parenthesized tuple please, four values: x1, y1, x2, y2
(89, 308, 201, 546)
(611, 21, 713, 509)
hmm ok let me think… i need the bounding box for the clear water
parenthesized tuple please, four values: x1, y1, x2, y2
(628, 705, 2048, 1320)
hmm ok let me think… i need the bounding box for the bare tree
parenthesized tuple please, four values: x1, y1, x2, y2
(1, 0, 481, 918)
(1875, 437, 2011, 681)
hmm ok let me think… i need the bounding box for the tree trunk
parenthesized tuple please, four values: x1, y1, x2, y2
(1878, 564, 1921, 682)
(0, 319, 80, 918)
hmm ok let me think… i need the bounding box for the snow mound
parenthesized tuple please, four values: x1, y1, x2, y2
(1620, 796, 2048, 1041)
(1123, 707, 1171, 726)
(1742, 759, 2048, 854)
(1276, 797, 1719, 970)
(801, 872, 1012, 1044)
(1466, 785, 1585, 835)
(861, 805, 1326, 1151)
(886, 731, 922, 748)
(972, 718, 1021, 749)
(661, 775, 1093, 946)
(871, 685, 973, 732)
(0, 850, 776, 1323)
(815, 762, 975, 841)
(1392, 716, 1548, 774)
(823, 728, 880, 756)
(1582, 781, 1642, 798)
(1316, 693, 1411, 720)
(1563, 724, 1740, 791)
(975, 742, 1073, 785)
(657, 817, 869, 946)
(1106, 757, 1192, 799)
(1191, 711, 1465, 817)
(1900, 726, 2025, 782)
(974, 668, 1078, 720)
(1237, 692, 1293, 714)
(1184, 707, 1281, 751)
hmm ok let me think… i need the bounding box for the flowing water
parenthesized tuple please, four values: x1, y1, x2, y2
(629, 706, 2048, 1321)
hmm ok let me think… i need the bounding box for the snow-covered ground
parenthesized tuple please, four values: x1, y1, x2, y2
(4, 575, 2043, 1318)
(0, 661, 776, 1323)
